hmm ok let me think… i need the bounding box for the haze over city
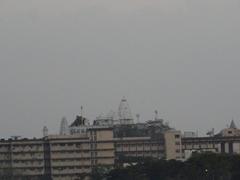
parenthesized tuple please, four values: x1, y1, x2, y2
(0, 0, 240, 138)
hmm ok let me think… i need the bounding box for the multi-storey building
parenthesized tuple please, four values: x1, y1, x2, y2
(115, 131, 182, 163)
(115, 136, 165, 162)
(0, 138, 45, 179)
(2, 96, 240, 180)
(0, 127, 114, 180)
(3, 121, 240, 179)
(0, 128, 182, 179)
(182, 120, 240, 160)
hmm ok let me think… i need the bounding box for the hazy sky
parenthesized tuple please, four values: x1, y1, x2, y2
(0, 0, 240, 138)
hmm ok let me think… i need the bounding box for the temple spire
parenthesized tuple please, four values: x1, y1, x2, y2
(230, 118, 237, 129)
(118, 97, 134, 124)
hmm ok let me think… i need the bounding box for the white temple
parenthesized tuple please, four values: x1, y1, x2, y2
(118, 97, 134, 125)
(93, 97, 134, 126)
(58, 98, 135, 135)
(60, 117, 69, 135)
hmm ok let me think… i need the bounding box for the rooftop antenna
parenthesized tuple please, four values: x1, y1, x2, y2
(136, 114, 140, 123)
(154, 110, 159, 121)
(81, 106, 83, 117)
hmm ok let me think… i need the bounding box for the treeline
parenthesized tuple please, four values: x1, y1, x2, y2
(2, 153, 240, 180)
(105, 153, 240, 180)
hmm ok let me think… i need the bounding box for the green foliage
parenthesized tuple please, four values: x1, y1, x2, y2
(90, 166, 113, 180)
(107, 153, 240, 180)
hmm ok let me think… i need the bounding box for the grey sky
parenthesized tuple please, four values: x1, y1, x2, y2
(0, 0, 240, 137)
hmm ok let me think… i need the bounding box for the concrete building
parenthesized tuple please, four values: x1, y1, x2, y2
(164, 130, 182, 160)
(0, 127, 114, 180)
(4, 120, 240, 179)
(181, 120, 240, 160)
(2, 96, 240, 180)
(0, 127, 182, 179)
(47, 127, 114, 180)
(115, 136, 165, 162)
(115, 130, 182, 163)
(0, 138, 45, 179)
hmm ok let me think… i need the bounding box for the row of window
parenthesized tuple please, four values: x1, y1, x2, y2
(116, 144, 164, 148)
(51, 143, 88, 147)
(1, 159, 44, 163)
(116, 143, 164, 147)
(51, 151, 90, 155)
(125, 151, 164, 155)
(0, 144, 42, 148)
(184, 144, 216, 149)
(52, 159, 90, 163)
(53, 166, 91, 171)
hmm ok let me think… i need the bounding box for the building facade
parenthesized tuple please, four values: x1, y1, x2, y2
(0, 128, 114, 180)
(182, 120, 240, 160)
(3, 124, 240, 179)
(0, 138, 45, 179)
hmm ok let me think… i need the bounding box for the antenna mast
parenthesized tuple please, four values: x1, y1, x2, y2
(154, 110, 159, 121)
(136, 114, 140, 123)
(81, 106, 83, 117)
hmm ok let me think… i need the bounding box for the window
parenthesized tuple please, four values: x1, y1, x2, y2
(175, 142, 180, 145)
(175, 134, 180, 139)
(176, 149, 180, 153)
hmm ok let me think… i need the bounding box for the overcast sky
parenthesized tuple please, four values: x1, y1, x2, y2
(0, 0, 240, 138)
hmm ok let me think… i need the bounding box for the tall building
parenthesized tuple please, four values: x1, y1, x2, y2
(0, 127, 115, 180)
(0, 138, 45, 179)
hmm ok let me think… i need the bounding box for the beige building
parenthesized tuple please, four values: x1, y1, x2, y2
(181, 120, 240, 160)
(114, 130, 182, 164)
(0, 138, 45, 179)
(0, 128, 182, 179)
(164, 130, 182, 160)
(2, 118, 240, 179)
(115, 137, 165, 161)
(0, 127, 114, 180)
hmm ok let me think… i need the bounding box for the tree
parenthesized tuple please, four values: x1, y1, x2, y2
(107, 153, 240, 180)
